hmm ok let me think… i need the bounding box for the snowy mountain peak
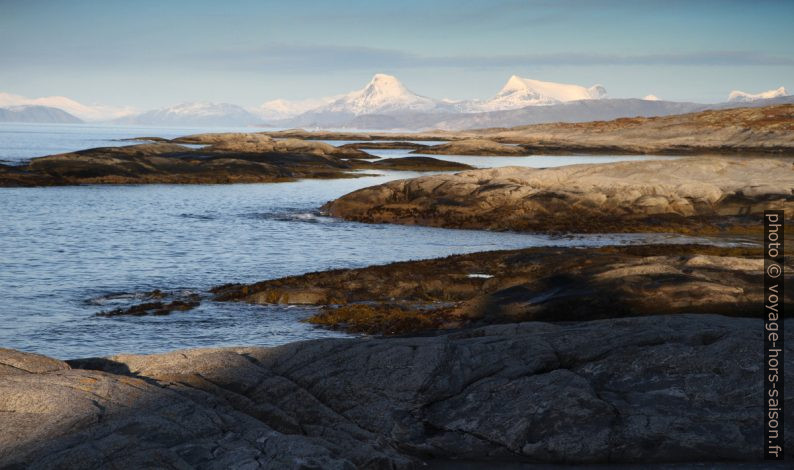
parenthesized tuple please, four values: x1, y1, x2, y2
(496, 76, 606, 102)
(367, 73, 405, 90)
(320, 74, 438, 116)
(728, 86, 788, 103)
(355, 74, 414, 105)
(502, 75, 531, 93)
(469, 76, 608, 112)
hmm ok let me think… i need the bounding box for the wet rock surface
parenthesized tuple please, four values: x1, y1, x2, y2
(1, 314, 790, 468)
(95, 290, 201, 317)
(325, 158, 794, 235)
(212, 244, 791, 334)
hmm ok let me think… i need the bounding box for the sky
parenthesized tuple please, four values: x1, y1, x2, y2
(1, 0, 793, 109)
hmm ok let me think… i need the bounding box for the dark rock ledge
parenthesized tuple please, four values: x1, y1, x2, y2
(1, 314, 791, 468)
(212, 244, 792, 334)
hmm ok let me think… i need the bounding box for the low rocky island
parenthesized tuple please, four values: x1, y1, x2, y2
(0, 134, 470, 187)
(325, 157, 794, 235)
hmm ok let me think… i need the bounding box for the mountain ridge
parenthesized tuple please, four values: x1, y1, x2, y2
(114, 102, 262, 127)
(0, 92, 134, 121)
(0, 105, 83, 124)
(4, 74, 792, 129)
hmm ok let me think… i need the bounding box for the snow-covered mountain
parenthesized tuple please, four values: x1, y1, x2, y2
(460, 76, 607, 112)
(0, 92, 135, 121)
(0, 105, 83, 124)
(9, 74, 792, 131)
(727, 86, 788, 103)
(311, 74, 439, 116)
(117, 102, 262, 127)
(287, 73, 610, 126)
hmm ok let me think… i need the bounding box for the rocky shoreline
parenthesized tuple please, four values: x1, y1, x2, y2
(2, 314, 791, 468)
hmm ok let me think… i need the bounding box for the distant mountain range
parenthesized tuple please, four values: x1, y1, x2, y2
(260, 75, 792, 130)
(113, 102, 261, 127)
(0, 105, 83, 124)
(1, 75, 791, 129)
(0, 92, 134, 122)
(267, 74, 610, 125)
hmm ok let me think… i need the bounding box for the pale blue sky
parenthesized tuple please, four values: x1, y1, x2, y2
(1, 0, 793, 107)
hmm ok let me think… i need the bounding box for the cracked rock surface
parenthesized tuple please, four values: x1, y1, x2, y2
(1, 314, 790, 468)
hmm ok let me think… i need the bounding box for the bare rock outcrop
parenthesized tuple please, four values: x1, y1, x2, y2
(416, 138, 529, 156)
(325, 158, 794, 234)
(0, 348, 69, 376)
(174, 133, 371, 159)
(1, 314, 790, 468)
(481, 104, 794, 154)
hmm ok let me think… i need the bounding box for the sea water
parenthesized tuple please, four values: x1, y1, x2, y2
(0, 123, 710, 358)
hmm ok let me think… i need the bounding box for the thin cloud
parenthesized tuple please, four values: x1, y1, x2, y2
(191, 44, 794, 72)
(6, 42, 792, 72)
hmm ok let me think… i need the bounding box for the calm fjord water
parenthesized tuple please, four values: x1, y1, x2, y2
(1, 123, 700, 358)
